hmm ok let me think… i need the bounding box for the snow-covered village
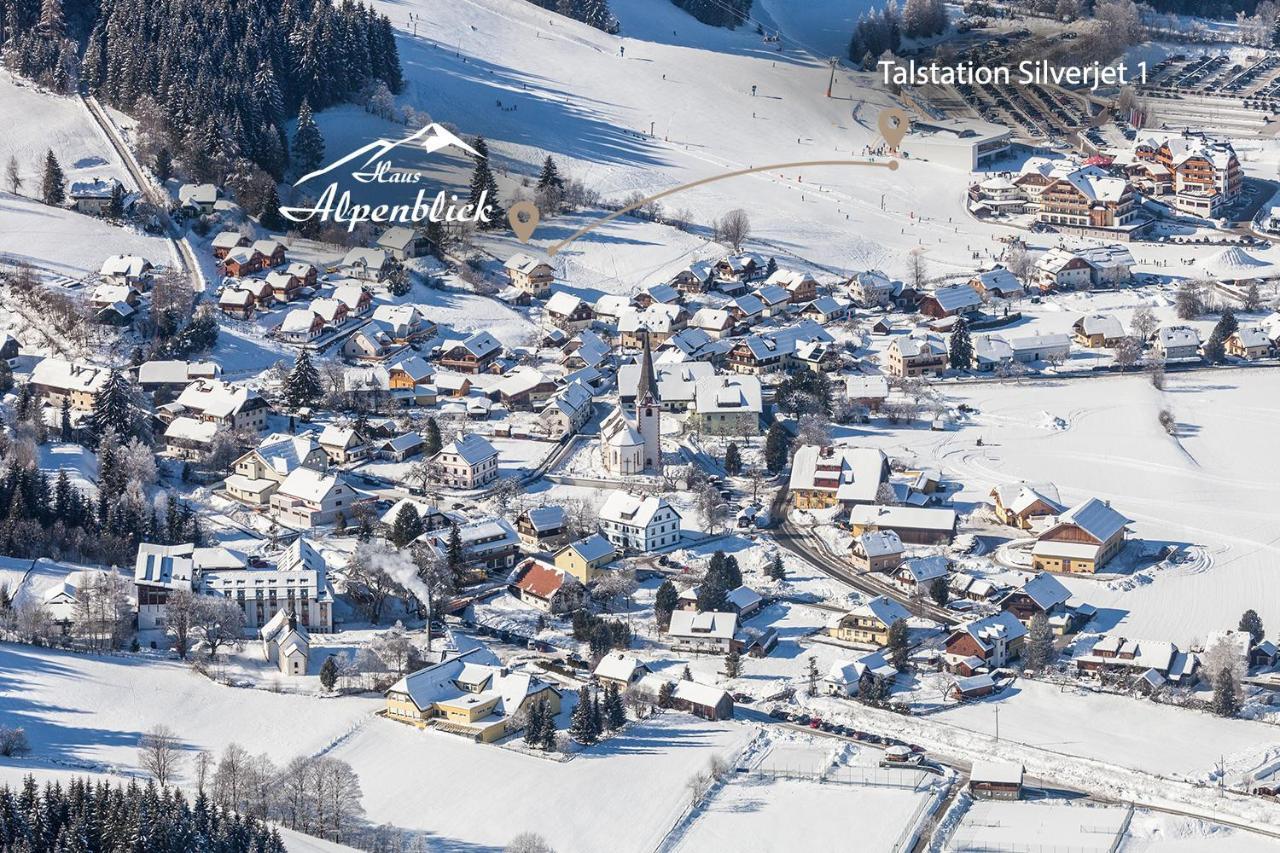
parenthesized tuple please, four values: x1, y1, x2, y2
(5, 0, 1280, 850)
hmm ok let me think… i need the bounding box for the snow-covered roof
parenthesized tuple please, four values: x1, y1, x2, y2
(853, 530, 904, 558)
(1073, 314, 1125, 340)
(952, 611, 1027, 652)
(31, 359, 109, 394)
(164, 416, 218, 444)
(99, 254, 152, 278)
(898, 555, 949, 584)
(599, 492, 680, 528)
(1052, 498, 1130, 543)
(545, 290, 585, 316)
(277, 467, 343, 502)
(434, 433, 497, 466)
(668, 609, 738, 640)
(925, 283, 983, 313)
(970, 761, 1023, 785)
(849, 505, 957, 533)
(1004, 572, 1071, 611)
(789, 445, 887, 504)
(559, 534, 615, 564)
(594, 651, 647, 682)
(134, 543, 195, 590)
(693, 374, 762, 414)
(520, 505, 566, 532)
(850, 595, 910, 627)
(175, 378, 261, 419)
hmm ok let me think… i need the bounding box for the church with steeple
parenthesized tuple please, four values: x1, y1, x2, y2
(600, 331, 663, 476)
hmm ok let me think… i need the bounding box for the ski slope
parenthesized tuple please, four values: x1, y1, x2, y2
(367, 0, 1003, 278)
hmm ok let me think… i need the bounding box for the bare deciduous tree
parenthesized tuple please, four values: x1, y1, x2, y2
(165, 589, 199, 659)
(194, 595, 246, 658)
(717, 208, 750, 252)
(138, 724, 183, 787)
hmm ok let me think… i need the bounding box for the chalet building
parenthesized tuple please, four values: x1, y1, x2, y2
(849, 505, 957, 545)
(539, 380, 594, 439)
(252, 239, 287, 269)
(137, 360, 219, 401)
(438, 331, 501, 374)
(1072, 314, 1126, 348)
(886, 334, 947, 378)
(162, 417, 218, 460)
(226, 433, 328, 506)
(690, 374, 762, 435)
(376, 226, 429, 260)
(494, 367, 557, 411)
(997, 573, 1071, 624)
(827, 596, 910, 647)
(848, 530, 904, 573)
(221, 246, 264, 277)
(1033, 498, 1129, 574)
(802, 295, 849, 324)
(31, 359, 111, 411)
(690, 307, 735, 339)
(636, 674, 735, 720)
(504, 253, 555, 297)
(593, 652, 650, 691)
(789, 445, 889, 510)
(384, 646, 561, 742)
(133, 543, 195, 631)
(544, 291, 595, 331)
(99, 255, 155, 289)
(1038, 166, 1138, 228)
(333, 283, 373, 318)
(1074, 635, 1199, 685)
(339, 248, 394, 282)
(847, 269, 899, 307)
(317, 425, 368, 465)
(1227, 326, 1271, 360)
(918, 283, 983, 318)
(1034, 248, 1094, 292)
(944, 611, 1027, 671)
(1152, 326, 1201, 363)
(713, 253, 765, 284)
(430, 433, 499, 489)
(667, 610, 740, 654)
(894, 555, 949, 598)
(763, 268, 818, 304)
(845, 374, 890, 412)
(516, 506, 571, 554)
(178, 182, 218, 213)
(427, 520, 520, 581)
(269, 468, 357, 528)
(990, 482, 1063, 530)
(970, 762, 1024, 800)
(218, 287, 255, 320)
(969, 268, 1024, 300)
(1132, 134, 1242, 217)
(599, 492, 682, 553)
(174, 378, 269, 431)
(553, 534, 616, 584)
(212, 231, 250, 259)
(373, 304, 434, 342)
(823, 651, 897, 697)
(509, 558, 583, 614)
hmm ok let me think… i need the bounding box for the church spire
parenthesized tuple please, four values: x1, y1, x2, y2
(636, 329, 658, 407)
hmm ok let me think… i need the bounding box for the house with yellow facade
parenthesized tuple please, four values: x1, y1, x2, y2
(1032, 498, 1130, 574)
(788, 445, 889, 510)
(989, 482, 1063, 530)
(553, 534, 617, 584)
(384, 646, 561, 743)
(826, 596, 910, 648)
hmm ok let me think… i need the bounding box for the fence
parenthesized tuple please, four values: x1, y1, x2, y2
(750, 763, 934, 791)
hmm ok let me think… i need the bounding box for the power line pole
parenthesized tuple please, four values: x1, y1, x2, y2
(826, 57, 838, 98)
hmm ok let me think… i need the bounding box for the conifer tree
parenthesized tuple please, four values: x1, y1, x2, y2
(725, 648, 741, 678)
(948, 318, 973, 370)
(724, 442, 741, 475)
(605, 681, 626, 730)
(654, 579, 678, 629)
(257, 184, 286, 232)
(153, 148, 173, 182)
(1023, 613, 1054, 672)
(1240, 609, 1265, 645)
(59, 397, 72, 443)
(389, 503, 423, 548)
(887, 619, 909, 670)
(1213, 667, 1239, 717)
(537, 156, 564, 192)
(657, 680, 674, 708)
(468, 136, 505, 229)
(319, 656, 338, 690)
(283, 349, 322, 410)
(524, 698, 546, 746)
(446, 523, 465, 577)
(764, 422, 789, 473)
(90, 370, 136, 444)
(569, 686, 598, 744)
(424, 417, 442, 455)
(769, 553, 786, 581)
(40, 150, 65, 206)
(291, 100, 325, 177)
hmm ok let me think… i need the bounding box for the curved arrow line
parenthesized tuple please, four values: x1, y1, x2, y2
(543, 158, 900, 256)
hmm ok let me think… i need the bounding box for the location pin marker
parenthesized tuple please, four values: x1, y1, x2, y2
(878, 107, 909, 149)
(508, 201, 540, 243)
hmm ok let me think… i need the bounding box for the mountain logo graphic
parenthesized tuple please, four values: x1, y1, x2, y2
(292, 123, 480, 187)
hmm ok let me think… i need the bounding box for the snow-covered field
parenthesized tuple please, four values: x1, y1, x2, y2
(326, 712, 753, 852)
(0, 644, 382, 772)
(672, 775, 935, 852)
